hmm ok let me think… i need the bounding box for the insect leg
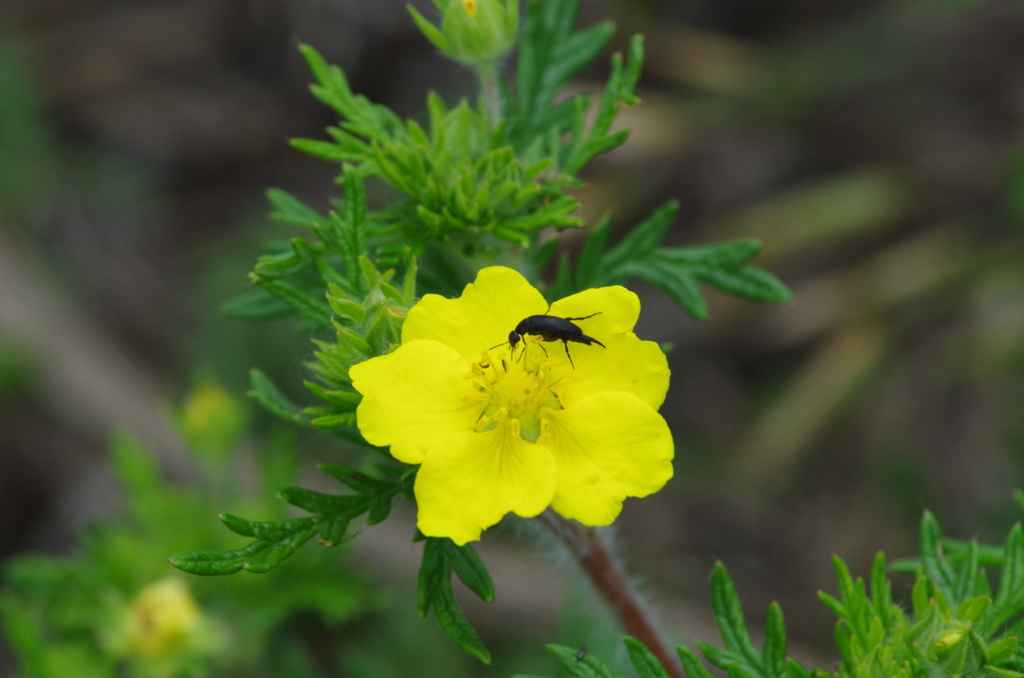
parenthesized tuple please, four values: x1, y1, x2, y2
(563, 339, 575, 369)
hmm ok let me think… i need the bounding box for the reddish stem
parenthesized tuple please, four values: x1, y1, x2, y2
(541, 510, 685, 678)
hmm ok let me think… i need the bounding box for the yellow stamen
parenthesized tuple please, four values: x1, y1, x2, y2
(463, 0, 476, 17)
(510, 418, 521, 438)
(475, 416, 490, 432)
(493, 407, 508, 421)
(540, 419, 551, 437)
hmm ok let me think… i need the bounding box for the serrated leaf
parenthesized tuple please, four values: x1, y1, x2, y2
(763, 603, 787, 678)
(304, 381, 362, 410)
(433, 577, 491, 663)
(317, 464, 393, 494)
(248, 368, 309, 425)
(870, 551, 892, 624)
(267, 188, 323, 229)
(576, 213, 611, 288)
(677, 646, 717, 678)
(309, 412, 358, 431)
(221, 289, 294, 321)
(252, 276, 332, 327)
(692, 265, 792, 304)
(786, 658, 810, 678)
(418, 537, 448, 617)
(623, 637, 670, 678)
(620, 259, 707, 320)
(710, 562, 763, 670)
(603, 201, 679, 271)
(921, 511, 957, 603)
(547, 643, 620, 678)
(445, 540, 495, 603)
(988, 637, 1018, 665)
(290, 138, 349, 162)
(366, 495, 393, 525)
(997, 524, 1024, 609)
(279, 486, 368, 515)
(327, 287, 366, 324)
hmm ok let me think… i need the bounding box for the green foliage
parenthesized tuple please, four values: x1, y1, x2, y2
(688, 508, 1024, 678)
(549, 203, 792, 318)
(519, 501, 1024, 678)
(169, 464, 414, 576)
(417, 536, 496, 663)
(1, 426, 372, 678)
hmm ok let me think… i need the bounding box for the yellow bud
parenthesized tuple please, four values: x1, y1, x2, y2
(935, 631, 965, 651)
(463, 0, 477, 17)
(123, 579, 203, 661)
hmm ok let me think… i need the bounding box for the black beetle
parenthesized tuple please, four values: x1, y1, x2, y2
(492, 311, 605, 368)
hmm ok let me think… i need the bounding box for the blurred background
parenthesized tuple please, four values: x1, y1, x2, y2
(2, 0, 1024, 675)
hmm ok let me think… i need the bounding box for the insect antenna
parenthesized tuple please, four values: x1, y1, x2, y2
(564, 311, 602, 322)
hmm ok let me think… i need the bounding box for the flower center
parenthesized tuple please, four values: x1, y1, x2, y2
(469, 336, 571, 443)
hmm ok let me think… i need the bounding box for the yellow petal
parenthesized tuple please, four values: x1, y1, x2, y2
(403, 267, 548, 362)
(551, 333, 670, 410)
(544, 392, 673, 525)
(549, 285, 640, 337)
(416, 420, 557, 545)
(350, 340, 485, 464)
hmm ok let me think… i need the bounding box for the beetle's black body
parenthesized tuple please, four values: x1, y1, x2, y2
(498, 312, 605, 368)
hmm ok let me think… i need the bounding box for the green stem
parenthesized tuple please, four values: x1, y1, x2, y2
(477, 61, 501, 129)
(541, 510, 684, 678)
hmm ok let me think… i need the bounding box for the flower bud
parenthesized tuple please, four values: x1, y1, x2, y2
(408, 0, 518, 66)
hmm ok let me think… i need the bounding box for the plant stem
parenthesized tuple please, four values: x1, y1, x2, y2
(541, 510, 684, 678)
(477, 61, 501, 129)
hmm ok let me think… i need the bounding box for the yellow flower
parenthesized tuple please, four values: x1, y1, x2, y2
(350, 267, 674, 545)
(120, 578, 204, 662)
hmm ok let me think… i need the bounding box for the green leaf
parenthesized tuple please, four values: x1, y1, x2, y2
(677, 646, 717, 678)
(546, 643, 620, 678)
(251, 275, 332, 327)
(169, 523, 318, 575)
(997, 524, 1024, 608)
(327, 285, 366, 324)
(870, 551, 892, 624)
(267, 188, 323, 229)
(786, 658, 810, 678)
(623, 637, 670, 678)
(247, 368, 310, 425)
(445, 541, 495, 603)
(317, 464, 393, 494)
(691, 265, 792, 304)
(221, 289, 294, 321)
(710, 562, 763, 670)
(407, 5, 449, 53)
(575, 213, 611, 288)
(988, 637, 1017, 665)
(433, 577, 491, 663)
(953, 541, 982, 602)
(418, 537, 448, 617)
(620, 259, 708, 320)
(603, 201, 679, 271)
(290, 137, 349, 162)
(762, 603, 787, 678)
(921, 511, 957, 603)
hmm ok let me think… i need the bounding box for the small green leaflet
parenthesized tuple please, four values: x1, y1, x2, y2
(416, 537, 495, 663)
(168, 465, 413, 576)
